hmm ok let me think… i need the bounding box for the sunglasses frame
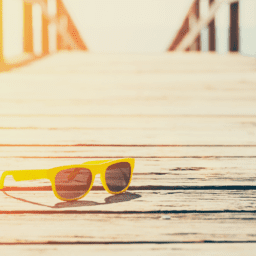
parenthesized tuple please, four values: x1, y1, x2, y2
(0, 158, 135, 201)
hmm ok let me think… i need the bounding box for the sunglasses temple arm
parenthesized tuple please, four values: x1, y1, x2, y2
(0, 170, 48, 189)
(0, 172, 8, 189)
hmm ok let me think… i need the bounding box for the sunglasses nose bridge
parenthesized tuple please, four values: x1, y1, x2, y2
(90, 165, 105, 176)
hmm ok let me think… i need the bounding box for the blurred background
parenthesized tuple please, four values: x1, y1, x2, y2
(1, 0, 256, 59)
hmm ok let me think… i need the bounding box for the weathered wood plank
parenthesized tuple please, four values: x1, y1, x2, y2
(1, 52, 255, 250)
(0, 124, 256, 144)
(1, 83, 256, 115)
(0, 114, 256, 145)
(14, 52, 256, 73)
(1, 73, 256, 99)
(1, 190, 256, 212)
(0, 131, 256, 145)
(2, 115, 256, 129)
(1, 158, 256, 188)
(0, 213, 255, 243)
(0, 146, 255, 157)
(1, 96, 255, 115)
(0, 115, 255, 145)
(1, 53, 255, 116)
(0, 154, 255, 169)
(1, 244, 256, 256)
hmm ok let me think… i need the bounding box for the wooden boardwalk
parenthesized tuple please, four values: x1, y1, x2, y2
(1, 51, 256, 255)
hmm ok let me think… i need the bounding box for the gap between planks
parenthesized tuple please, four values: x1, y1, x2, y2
(0, 241, 256, 245)
(1, 244, 256, 256)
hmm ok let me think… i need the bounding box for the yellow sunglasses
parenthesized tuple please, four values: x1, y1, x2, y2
(0, 158, 135, 201)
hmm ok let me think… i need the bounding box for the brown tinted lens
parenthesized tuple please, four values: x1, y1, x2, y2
(55, 168, 92, 200)
(105, 162, 131, 192)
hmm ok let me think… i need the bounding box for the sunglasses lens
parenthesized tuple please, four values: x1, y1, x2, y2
(105, 162, 131, 192)
(55, 168, 92, 200)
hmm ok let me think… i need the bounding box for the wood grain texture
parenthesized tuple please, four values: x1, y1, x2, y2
(0, 213, 256, 243)
(0, 124, 256, 144)
(1, 51, 255, 251)
(13, 52, 256, 73)
(1, 115, 256, 131)
(0, 146, 255, 157)
(0, 53, 255, 116)
(1, 190, 256, 212)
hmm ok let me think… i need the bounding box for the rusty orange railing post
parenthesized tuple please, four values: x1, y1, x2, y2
(56, 0, 87, 51)
(230, 1, 239, 52)
(0, 0, 87, 72)
(208, 0, 216, 51)
(56, 0, 64, 50)
(0, 0, 3, 62)
(195, 0, 201, 51)
(168, 0, 200, 51)
(168, 17, 189, 51)
(23, 2, 33, 53)
(189, 0, 201, 51)
(168, 0, 241, 52)
(42, 0, 49, 55)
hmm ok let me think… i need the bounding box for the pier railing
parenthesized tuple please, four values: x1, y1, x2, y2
(168, 0, 240, 52)
(0, 0, 87, 71)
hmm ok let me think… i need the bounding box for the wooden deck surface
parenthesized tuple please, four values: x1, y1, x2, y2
(0, 51, 256, 255)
